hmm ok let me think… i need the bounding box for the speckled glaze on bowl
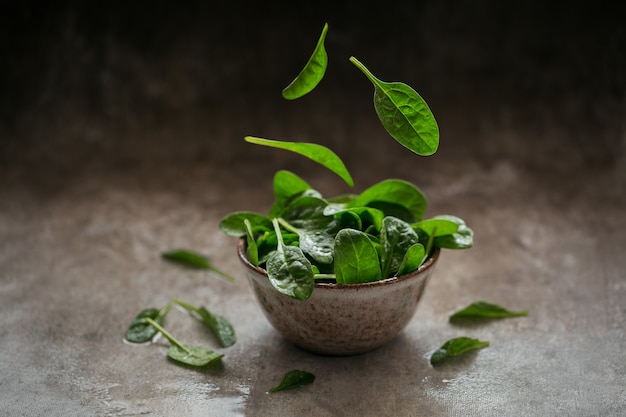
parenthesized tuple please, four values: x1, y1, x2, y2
(237, 238, 440, 355)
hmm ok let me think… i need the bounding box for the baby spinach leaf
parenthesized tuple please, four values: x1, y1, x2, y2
(124, 304, 171, 343)
(282, 23, 328, 100)
(271, 170, 312, 215)
(348, 179, 427, 222)
(280, 195, 330, 230)
(166, 344, 224, 367)
(267, 247, 315, 300)
(397, 243, 426, 276)
(334, 229, 382, 284)
(266, 219, 315, 300)
(244, 219, 259, 266)
(431, 215, 474, 249)
(297, 229, 335, 264)
(196, 307, 237, 348)
(450, 301, 528, 322)
(268, 370, 316, 393)
(430, 337, 490, 366)
(219, 211, 273, 237)
(414, 218, 459, 237)
(244, 136, 354, 187)
(143, 317, 223, 368)
(380, 216, 421, 278)
(161, 249, 236, 282)
(172, 299, 237, 348)
(350, 56, 439, 156)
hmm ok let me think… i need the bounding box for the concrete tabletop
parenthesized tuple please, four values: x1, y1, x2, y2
(1, 2, 624, 416)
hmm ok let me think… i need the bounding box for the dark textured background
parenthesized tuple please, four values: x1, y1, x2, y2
(1, 1, 624, 186)
(1, 2, 625, 416)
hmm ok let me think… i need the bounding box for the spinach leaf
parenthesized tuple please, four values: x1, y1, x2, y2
(324, 206, 385, 232)
(430, 337, 490, 366)
(431, 215, 474, 249)
(334, 228, 382, 284)
(348, 179, 427, 223)
(350, 56, 439, 156)
(219, 211, 273, 237)
(161, 249, 236, 283)
(124, 304, 171, 343)
(166, 344, 224, 368)
(270, 170, 312, 216)
(380, 216, 421, 278)
(143, 318, 223, 368)
(266, 219, 315, 300)
(280, 194, 330, 230)
(300, 230, 335, 264)
(172, 299, 237, 348)
(282, 23, 328, 100)
(414, 218, 459, 237)
(397, 243, 426, 276)
(268, 370, 316, 393)
(244, 219, 259, 266)
(244, 136, 354, 187)
(450, 301, 528, 322)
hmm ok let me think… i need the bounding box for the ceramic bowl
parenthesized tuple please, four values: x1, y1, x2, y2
(237, 238, 440, 355)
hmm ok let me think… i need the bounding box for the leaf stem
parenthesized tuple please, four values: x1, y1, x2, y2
(171, 298, 199, 314)
(144, 317, 190, 354)
(277, 217, 299, 235)
(272, 218, 285, 254)
(349, 56, 379, 86)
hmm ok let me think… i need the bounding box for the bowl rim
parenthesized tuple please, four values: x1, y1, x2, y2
(236, 237, 440, 289)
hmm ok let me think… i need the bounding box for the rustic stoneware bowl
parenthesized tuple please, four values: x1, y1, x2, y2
(237, 238, 440, 355)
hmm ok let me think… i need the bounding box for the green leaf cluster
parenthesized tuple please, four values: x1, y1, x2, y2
(124, 298, 236, 368)
(220, 171, 473, 299)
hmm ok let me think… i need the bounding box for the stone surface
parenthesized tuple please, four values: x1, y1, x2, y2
(1, 1, 624, 416)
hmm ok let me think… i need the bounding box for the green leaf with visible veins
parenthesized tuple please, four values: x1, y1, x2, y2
(282, 23, 329, 100)
(350, 56, 439, 156)
(245, 136, 354, 187)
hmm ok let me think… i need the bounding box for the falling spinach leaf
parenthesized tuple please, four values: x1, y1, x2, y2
(268, 370, 316, 393)
(450, 301, 528, 322)
(282, 23, 328, 100)
(161, 249, 236, 282)
(124, 304, 171, 343)
(172, 298, 237, 348)
(430, 337, 490, 366)
(143, 318, 223, 368)
(244, 136, 354, 187)
(350, 56, 439, 156)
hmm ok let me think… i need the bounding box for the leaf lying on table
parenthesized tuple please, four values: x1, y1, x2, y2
(167, 344, 224, 367)
(430, 337, 490, 366)
(450, 301, 528, 322)
(173, 298, 237, 348)
(124, 305, 171, 343)
(161, 249, 236, 282)
(268, 370, 316, 393)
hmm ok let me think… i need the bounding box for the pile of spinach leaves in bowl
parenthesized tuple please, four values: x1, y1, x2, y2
(219, 23, 473, 301)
